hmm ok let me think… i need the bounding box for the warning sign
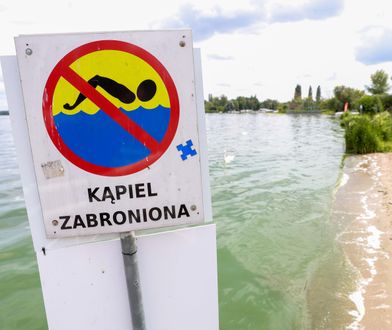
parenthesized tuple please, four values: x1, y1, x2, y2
(15, 30, 208, 238)
(43, 40, 179, 176)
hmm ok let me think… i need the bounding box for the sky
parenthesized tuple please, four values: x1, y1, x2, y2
(1, 0, 392, 109)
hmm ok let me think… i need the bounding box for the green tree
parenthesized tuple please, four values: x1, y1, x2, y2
(357, 95, 384, 114)
(236, 96, 246, 110)
(366, 70, 390, 95)
(217, 95, 228, 109)
(204, 94, 229, 112)
(308, 86, 313, 100)
(319, 97, 337, 111)
(333, 85, 364, 111)
(224, 101, 236, 112)
(233, 96, 261, 110)
(316, 86, 321, 103)
(260, 99, 278, 110)
(248, 95, 260, 110)
(294, 84, 302, 100)
(232, 99, 239, 111)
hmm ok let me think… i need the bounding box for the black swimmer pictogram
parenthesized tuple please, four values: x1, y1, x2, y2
(63, 75, 157, 110)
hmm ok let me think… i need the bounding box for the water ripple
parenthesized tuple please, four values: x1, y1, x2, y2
(207, 113, 344, 329)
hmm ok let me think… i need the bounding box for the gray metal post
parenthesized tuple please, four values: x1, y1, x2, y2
(121, 231, 146, 330)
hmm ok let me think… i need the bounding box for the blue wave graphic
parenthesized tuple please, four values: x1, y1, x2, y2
(53, 105, 170, 168)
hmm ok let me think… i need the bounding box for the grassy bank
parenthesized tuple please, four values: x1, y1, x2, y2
(340, 112, 392, 154)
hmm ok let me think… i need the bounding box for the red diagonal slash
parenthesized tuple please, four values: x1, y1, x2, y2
(61, 65, 160, 152)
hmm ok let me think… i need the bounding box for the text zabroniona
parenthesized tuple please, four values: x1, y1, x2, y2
(57, 182, 192, 231)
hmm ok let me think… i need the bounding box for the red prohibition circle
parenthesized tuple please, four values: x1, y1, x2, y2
(43, 40, 180, 176)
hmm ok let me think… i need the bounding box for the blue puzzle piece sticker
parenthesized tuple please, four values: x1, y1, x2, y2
(177, 139, 197, 161)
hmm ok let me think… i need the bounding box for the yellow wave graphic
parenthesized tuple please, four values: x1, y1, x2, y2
(52, 50, 170, 116)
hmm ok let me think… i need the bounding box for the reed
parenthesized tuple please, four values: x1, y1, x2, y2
(341, 112, 392, 154)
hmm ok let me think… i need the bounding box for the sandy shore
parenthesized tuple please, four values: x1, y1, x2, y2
(333, 153, 392, 329)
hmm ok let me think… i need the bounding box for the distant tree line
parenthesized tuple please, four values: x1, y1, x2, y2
(204, 69, 392, 114)
(204, 94, 279, 113)
(319, 70, 392, 114)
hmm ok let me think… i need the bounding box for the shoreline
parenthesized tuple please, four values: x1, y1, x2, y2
(333, 153, 392, 328)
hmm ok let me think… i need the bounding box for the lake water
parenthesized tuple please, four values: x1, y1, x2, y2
(0, 113, 349, 329)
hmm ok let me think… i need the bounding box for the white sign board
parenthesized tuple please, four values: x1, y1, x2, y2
(2, 53, 218, 330)
(15, 30, 207, 238)
(37, 225, 219, 330)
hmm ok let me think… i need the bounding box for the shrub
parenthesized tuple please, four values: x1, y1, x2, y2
(380, 94, 392, 112)
(339, 112, 351, 125)
(371, 112, 392, 140)
(344, 115, 381, 154)
(320, 98, 338, 112)
(341, 112, 392, 153)
(357, 95, 384, 114)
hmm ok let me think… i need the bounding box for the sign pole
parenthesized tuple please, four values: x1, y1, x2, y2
(121, 231, 146, 330)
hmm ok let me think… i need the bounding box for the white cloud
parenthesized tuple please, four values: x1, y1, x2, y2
(356, 27, 392, 65)
(161, 0, 344, 41)
(268, 0, 344, 22)
(161, 3, 265, 41)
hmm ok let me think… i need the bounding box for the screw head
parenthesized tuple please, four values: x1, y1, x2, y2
(52, 219, 59, 226)
(25, 48, 33, 56)
(190, 205, 197, 211)
(179, 40, 186, 47)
